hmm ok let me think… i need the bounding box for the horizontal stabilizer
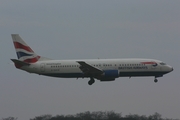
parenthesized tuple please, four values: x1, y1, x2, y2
(11, 59, 30, 66)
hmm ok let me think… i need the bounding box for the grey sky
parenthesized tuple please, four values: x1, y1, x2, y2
(0, 0, 180, 120)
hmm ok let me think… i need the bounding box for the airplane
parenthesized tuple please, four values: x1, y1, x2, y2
(10, 34, 173, 85)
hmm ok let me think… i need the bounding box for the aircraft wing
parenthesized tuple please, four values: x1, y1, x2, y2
(77, 61, 103, 75)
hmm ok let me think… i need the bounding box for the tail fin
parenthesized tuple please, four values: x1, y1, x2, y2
(11, 34, 41, 63)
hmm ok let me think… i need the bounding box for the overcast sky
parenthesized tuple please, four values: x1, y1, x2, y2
(0, 0, 180, 120)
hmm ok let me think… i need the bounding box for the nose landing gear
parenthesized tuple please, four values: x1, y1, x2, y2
(154, 76, 160, 83)
(154, 75, 163, 83)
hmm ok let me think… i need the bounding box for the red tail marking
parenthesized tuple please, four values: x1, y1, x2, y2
(13, 42, 34, 53)
(23, 56, 40, 63)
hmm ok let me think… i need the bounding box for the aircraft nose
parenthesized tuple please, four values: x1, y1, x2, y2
(171, 67, 173, 71)
(169, 66, 173, 72)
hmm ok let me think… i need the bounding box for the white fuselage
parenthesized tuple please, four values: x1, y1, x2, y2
(20, 58, 173, 80)
(11, 34, 173, 85)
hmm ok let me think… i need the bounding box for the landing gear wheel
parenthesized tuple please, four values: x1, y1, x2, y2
(88, 78, 95, 85)
(154, 79, 158, 83)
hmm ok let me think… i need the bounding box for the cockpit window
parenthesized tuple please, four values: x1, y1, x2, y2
(160, 62, 166, 65)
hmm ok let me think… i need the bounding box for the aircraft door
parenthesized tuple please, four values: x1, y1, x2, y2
(151, 62, 159, 70)
(40, 63, 45, 72)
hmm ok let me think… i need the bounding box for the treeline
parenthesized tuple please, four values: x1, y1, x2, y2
(1, 111, 179, 120)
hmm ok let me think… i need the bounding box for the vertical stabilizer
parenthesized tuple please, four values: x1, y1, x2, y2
(11, 34, 41, 63)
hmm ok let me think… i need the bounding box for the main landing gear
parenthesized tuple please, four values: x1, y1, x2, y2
(154, 78, 158, 83)
(88, 77, 95, 85)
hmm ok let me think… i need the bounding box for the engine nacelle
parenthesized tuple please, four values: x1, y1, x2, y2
(96, 70, 119, 81)
(99, 78, 115, 81)
(102, 70, 119, 78)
